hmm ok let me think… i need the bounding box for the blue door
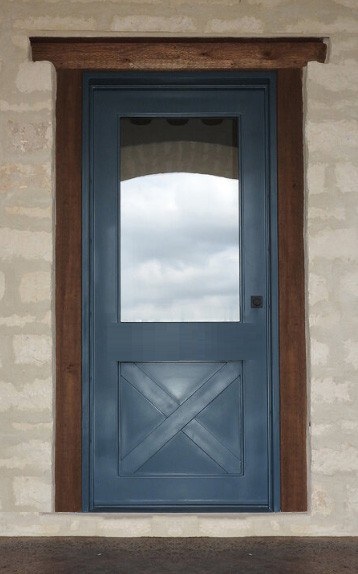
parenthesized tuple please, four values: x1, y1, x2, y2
(83, 72, 279, 511)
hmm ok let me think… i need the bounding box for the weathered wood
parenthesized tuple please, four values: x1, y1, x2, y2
(55, 70, 82, 512)
(277, 68, 307, 512)
(30, 37, 326, 70)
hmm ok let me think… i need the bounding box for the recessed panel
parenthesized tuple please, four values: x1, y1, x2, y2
(119, 362, 243, 476)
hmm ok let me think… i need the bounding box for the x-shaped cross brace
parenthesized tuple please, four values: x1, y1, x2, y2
(120, 362, 242, 475)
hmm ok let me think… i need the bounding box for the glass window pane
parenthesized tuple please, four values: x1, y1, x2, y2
(120, 117, 240, 322)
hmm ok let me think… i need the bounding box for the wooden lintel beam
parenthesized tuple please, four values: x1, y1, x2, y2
(30, 37, 327, 70)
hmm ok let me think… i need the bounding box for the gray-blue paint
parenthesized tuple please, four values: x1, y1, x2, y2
(82, 71, 279, 512)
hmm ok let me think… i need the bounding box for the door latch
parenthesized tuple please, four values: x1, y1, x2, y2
(251, 295, 263, 308)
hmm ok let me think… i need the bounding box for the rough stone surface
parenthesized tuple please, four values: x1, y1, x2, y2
(16, 62, 52, 94)
(13, 477, 52, 511)
(0, 0, 357, 537)
(0, 378, 52, 412)
(0, 229, 52, 261)
(111, 15, 196, 32)
(19, 271, 51, 302)
(13, 335, 52, 365)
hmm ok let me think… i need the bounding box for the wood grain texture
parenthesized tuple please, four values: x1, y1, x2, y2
(55, 70, 82, 512)
(30, 37, 326, 70)
(277, 69, 307, 512)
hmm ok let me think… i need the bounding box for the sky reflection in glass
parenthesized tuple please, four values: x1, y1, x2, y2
(120, 172, 240, 322)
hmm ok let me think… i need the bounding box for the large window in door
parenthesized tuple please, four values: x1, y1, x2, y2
(120, 117, 241, 322)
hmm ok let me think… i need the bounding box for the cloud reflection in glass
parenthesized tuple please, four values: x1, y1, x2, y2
(120, 172, 240, 322)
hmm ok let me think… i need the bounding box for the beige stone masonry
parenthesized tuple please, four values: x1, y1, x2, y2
(0, 0, 357, 536)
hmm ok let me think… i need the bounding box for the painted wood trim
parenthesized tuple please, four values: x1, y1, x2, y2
(277, 68, 307, 512)
(30, 37, 326, 70)
(55, 70, 83, 512)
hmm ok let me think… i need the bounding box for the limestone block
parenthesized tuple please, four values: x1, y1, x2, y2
(309, 304, 342, 329)
(13, 16, 96, 31)
(311, 423, 334, 436)
(335, 162, 358, 193)
(111, 15, 196, 32)
(346, 482, 358, 511)
(308, 228, 358, 261)
(312, 446, 358, 474)
(247, 0, 284, 6)
(0, 229, 52, 261)
(344, 339, 358, 369)
(0, 164, 51, 196)
(13, 334, 51, 365)
(96, 517, 152, 537)
(12, 422, 52, 432)
(339, 270, 358, 296)
(286, 17, 358, 33)
(11, 34, 29, 50)
(151, 515, 199, 537)
(0, 315, 35, 327)
(67, 517, 99, 536)
(341, 420, 358, 432)
(0, 101, 52, 113)
(0, 378, 52, 412)
(310, 339, 329, 366)
(307, 60, 358, 92)
(19, 271, 51, 303)
(40, 311, 52, 326)
(5, 205, 51, 219)
(16, 62, 52, 93)
(312, 485, 334, 517)
(308, 273, 329, 306)
(306, 120, 358, 160)
(308, 206, 346, 221)
(332, 0, 358, 9)
(311, 377, 352, 404)
(5, 118, 51, 154)
(306, 163, 326, 195)
(206, 17, 264, 33)
(0, 439, 51, 472)
(13, 476, 51, 511)
(331, 37, 358, 58)
(198, 516, 252, 537)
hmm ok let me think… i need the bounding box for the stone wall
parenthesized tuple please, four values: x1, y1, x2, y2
(0, 0, 357, 536)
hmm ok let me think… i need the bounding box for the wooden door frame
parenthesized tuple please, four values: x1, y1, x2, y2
(30, 37, 327, 513)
